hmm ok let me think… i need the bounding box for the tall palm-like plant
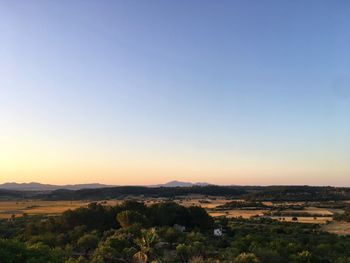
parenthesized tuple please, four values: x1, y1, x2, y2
(133, 228, 160, 263)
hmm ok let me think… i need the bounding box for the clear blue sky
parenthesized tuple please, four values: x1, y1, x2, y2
(0, 1, 349, 186)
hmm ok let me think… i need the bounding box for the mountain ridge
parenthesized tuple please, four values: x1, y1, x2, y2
(149, 180, 211, 187)
(0, 180, 212, 191)
(0, 182, 113, 191)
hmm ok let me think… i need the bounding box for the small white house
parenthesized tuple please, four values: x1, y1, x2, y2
(213, 228, 223, 236)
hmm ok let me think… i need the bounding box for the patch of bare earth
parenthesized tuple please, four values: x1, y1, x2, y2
(323, 221, 350, 235)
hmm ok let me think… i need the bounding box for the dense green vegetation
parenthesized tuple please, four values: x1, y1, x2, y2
(1, 201, 350, 262)
(216, 201, 268, 210)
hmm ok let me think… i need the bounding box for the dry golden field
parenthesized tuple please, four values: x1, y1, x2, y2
(0, 200, 90, 219)
(0, 198, 345, 226)
(176, 198, 339, 224)
(209, 210, 265, 218)
(271, 216, 333, 224)
(177, 197, 233, 209)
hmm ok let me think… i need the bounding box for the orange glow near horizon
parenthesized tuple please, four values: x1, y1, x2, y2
(1, 131, 348, 186)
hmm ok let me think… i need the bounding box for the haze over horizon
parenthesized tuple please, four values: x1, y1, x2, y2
(1, 1, 349, 186)
(0, 180, 348, 188)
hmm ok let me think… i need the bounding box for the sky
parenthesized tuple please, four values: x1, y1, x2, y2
(0, 1, 349, 186)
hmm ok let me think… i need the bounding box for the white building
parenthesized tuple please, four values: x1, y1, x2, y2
(213, 228, 223, 236)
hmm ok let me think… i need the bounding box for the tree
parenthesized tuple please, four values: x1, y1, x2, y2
(150, 202, 191, 227)
(92, 231, 136, 263)
(189, 256, 204, 263)
(119, 201, 148, 215)
(77, 234, 99, 256)
(0, 238, 27, 263)
(291, 250, 312, 263)
(162, 227, 182, 245)
(0, 239, 62, 263)
(176, 243, 190, 263)
(65, 256, 88, 263)
(116, 210, 146, 228)
(188, 206, 213, 230)
(133, 228, 160, 263)
(234, 253, 260, 263)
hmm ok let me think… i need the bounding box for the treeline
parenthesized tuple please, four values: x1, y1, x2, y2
(1, 185, 350, 202)
(0, 189, 41, 200)
(40, 185, 246, 200)
(216, 201, 268, 210)
(244, 186, 350, 201)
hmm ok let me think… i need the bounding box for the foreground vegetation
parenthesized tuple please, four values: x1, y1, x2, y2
(1, 201, 350, 263)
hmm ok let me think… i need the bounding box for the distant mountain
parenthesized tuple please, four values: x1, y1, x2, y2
(150, 180, 212, 188)
(0, 180, 211, 191)
(0, 182, 113, 191)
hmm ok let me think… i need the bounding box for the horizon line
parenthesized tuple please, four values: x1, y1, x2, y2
(1, 181, 349, 188)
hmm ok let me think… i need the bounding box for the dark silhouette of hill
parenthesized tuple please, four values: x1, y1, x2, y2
(0, 180, 211, 191)
(0, 182, 113, 191)
(149, 180, 211, 187)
